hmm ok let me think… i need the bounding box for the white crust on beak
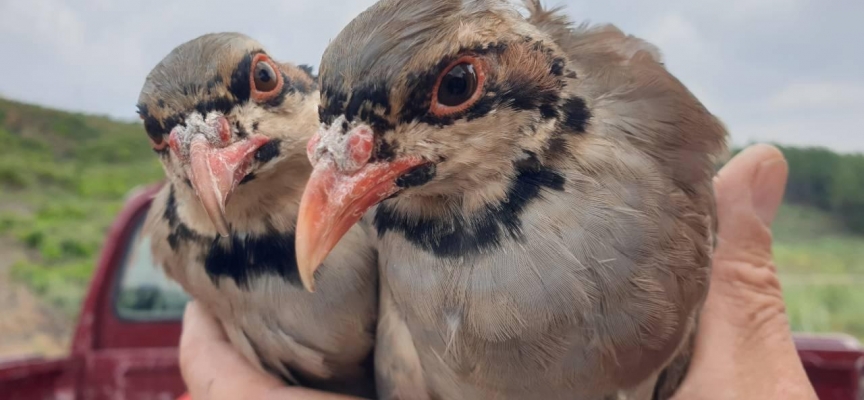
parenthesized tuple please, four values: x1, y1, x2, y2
(189, 135, 231, 237)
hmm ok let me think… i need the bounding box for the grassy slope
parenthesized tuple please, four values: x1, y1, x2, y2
(0, 97, 862, 338)
(0, 98, 163, 316)
(773, 204, 864, 337)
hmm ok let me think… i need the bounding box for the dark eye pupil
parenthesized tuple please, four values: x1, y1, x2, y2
(437, 63, 477, 107)
(445, 69, 468, 95)
(258, 68, 271, 82)
(253, 62, 279, 93)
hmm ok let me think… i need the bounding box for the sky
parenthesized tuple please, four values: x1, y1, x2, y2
(0, 0, 861, 152)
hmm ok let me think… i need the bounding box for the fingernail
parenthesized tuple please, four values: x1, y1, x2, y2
(751, 158, 788, 227)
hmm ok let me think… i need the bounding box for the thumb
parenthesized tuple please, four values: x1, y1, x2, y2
(674, 144, 816, 399)
(708, 143, 789, 335)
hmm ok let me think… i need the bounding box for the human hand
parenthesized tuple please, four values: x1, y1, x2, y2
(672, 144, 818, 399)
(179, 300, 365, 400)
(178, 144, 817, 400)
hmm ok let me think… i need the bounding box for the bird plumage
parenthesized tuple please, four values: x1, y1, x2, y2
(137, 32, 378, 397)
(297, 1, 727, 399)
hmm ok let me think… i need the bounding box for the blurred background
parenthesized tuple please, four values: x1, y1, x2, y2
(0, 0, 862, 360)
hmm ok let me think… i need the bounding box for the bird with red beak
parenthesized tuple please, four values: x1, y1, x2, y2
(167, 110, 271, 236)
(297, 118, 428, 291)
(137, 33, 378, 398)
(139, 33, 317, 238)
(296, 1, 727, 399)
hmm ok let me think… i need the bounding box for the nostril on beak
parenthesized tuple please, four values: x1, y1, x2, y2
(344, 126, 374, 173)
(311, 122, 376, 174)
(310, 123, 375, 174)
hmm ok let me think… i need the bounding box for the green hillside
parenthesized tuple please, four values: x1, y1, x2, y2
(0, 97, 862, 339)
(774, 204, 864, 337)
(0, 97, 163, 316)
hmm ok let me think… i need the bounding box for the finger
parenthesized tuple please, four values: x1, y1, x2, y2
(713, 144, 787, 258)
(709, 145, 789, 327)
(179, 301, 283, 400)
(179, 302, 364, 400)
(674, 144, 816, 399)
(181, 299, 228, 343)
(751, 157, 788, 228)
(714, 144, 788, 227)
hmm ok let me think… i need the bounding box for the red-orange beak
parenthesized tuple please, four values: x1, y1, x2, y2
(295, 125, 425, 292)
(181, 127, 270, 237)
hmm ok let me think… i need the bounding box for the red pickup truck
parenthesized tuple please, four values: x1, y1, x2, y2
(0, 184, 862, 400)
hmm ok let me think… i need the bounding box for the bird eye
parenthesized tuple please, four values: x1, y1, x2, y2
(438, 64, 476, 106)
(150, 136, 168, 152)
(254, 61, 278, 92)
(250, 54, 284, 102)
(431, 56, 486, 117)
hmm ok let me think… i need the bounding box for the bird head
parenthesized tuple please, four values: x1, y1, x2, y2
(295, 0, 590, 290)
(138, 33, 317, 237)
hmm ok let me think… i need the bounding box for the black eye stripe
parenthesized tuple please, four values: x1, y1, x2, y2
(318, 40, 565, 129)
(139, 96, 237, 140)
(318, 42, 507, 127)
(255, 139, 282, 163)
(229, 53, 255, 103)
(401, 42, 511, 125)
(143, 50, 321, 147)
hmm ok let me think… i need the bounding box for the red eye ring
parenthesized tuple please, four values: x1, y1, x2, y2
(250, 54, 284, 102)
(430, 55, 487, 117)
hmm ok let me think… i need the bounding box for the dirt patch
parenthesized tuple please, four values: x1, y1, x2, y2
(0, 189, 34, 215)
(0, 238, 71, 360)
(0, 199, 33, 216)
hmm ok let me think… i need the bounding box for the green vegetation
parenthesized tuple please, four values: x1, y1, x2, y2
(773, 204, 864, 338)
(0, 97, 163, 316)
(774, 204, 864, 275)
(0, 96, 862, 340)
(760, 146, 864, 339)
(780, 146, 864, 234)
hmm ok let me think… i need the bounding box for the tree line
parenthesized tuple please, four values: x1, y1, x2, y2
(769, 146, 864, 234)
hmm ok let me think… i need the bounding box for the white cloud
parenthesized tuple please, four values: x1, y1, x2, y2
(698, 0, 807, 23)
(769, 82, 864, 111)
(0, 0, 87, 62)
(729, 80, 864, 152)
(733, 114, 864, 153)
(0, 0, 860, 152)
(642, 13, 703, 58)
